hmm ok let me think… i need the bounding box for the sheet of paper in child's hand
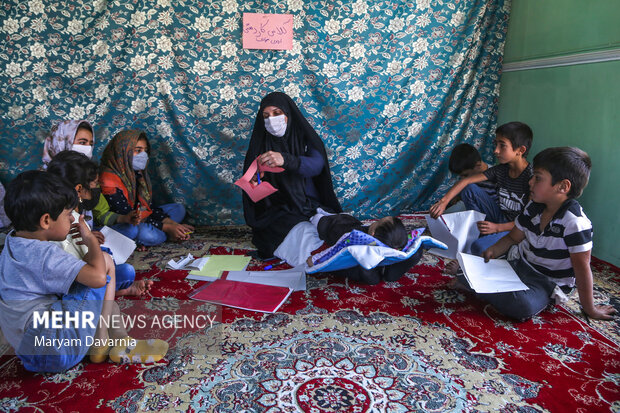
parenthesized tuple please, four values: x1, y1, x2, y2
(425, 210, 486, 259)
(100, 226, 136, 265)
(457, 252, 529, 293)
(234, 157, 284, 203)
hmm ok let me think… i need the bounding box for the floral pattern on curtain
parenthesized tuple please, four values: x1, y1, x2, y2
(0, 0, 510, 224)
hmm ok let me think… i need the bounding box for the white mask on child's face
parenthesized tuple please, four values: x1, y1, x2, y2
(72, 144, 93, 159)
(264, 115, 287, 137)
(132, 151, 149, 171)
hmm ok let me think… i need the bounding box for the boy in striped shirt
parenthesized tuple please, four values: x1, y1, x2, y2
(482, 147, 615, 321)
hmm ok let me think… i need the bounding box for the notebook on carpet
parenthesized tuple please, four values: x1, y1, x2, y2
(186, 255, 252, 281)
(189, 278, 293, 313)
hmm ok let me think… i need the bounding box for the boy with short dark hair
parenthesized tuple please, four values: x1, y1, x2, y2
(448, 143, 489, 178)
(0, 171, 167, 372)
(445, 143, 495, 213)
(479, 147, 615, 321)
(431, 122, 534, 257)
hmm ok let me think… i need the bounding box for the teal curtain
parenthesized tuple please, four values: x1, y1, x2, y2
(0, 0, 510, 224)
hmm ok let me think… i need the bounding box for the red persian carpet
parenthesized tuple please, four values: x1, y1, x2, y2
(0, 215, 619, 412)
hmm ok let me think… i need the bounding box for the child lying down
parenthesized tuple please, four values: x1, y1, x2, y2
(305, 210, 422, 285)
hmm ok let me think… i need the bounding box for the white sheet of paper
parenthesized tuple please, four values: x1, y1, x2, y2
(100, 226, 136, 265)
(225, 266, 306, 291)
(167, 254, 209, 271)
(425, 210, 486, 259)
(456, 252, 529, 293)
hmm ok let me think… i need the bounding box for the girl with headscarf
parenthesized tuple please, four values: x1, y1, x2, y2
(243, 92, 342, 258)
(42, 120, 95, 167)
(99, 130, 193, 247)
(41, 120, 135, 229)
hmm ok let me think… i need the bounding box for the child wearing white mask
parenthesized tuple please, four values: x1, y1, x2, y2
(42, 120, 95, 167)
(99, 130, 193, 247)
(42, 120, 139, 230)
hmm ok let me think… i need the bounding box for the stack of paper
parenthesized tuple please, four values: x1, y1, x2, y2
(190, 279, 293, 313)
(166, 254, 209, 271)
(186, 255, 252, 281)
(456, 252, 529, 293)
(225, 267, 306, 291)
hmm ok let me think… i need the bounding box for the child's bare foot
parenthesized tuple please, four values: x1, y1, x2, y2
(447, 277, 469, 291)
(116, 280, 153, 297)
(444, 260, 460, 275)
(136, 245, 148, 252)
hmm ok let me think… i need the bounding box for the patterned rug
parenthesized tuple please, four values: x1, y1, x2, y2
(0, 215, 619, 412)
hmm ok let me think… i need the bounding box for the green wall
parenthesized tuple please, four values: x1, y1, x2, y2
(497, 1, 620, 266)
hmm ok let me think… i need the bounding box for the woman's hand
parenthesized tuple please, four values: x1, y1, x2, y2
(477, 221, 499, 235)
(258, 151, 284, 168)
(249, 171, 265, 187)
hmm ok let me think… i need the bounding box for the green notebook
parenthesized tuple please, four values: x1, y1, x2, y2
(186, 255, 251, 281)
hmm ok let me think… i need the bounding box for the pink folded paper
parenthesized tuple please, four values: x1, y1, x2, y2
(234, 157, 284, 203)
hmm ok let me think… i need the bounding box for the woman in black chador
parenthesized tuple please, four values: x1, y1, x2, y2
(243, 92, 342, 258)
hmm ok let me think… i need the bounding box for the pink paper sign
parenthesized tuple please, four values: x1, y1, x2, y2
(243, 13, 293, 50)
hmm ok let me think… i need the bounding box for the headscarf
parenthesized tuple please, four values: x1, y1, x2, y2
(42, 120, 93, 167)
(243, 92, 342, 231)
(99, 130, 152, 207)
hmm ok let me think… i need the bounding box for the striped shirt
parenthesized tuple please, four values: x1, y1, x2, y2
(483, 163, 533, 221)
(515, 199, 592, 287)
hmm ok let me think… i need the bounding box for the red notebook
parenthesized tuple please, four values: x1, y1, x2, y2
(189, 278, 293, 313)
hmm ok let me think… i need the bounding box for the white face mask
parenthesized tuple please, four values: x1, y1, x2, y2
(72, 144, 93, 159)
(132, 151, 149, 171)
(264, 114, 287, 137)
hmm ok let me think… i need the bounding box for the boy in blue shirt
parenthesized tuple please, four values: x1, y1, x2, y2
(0, 171, 167, 372)
(480, 147, 615, 321)
(431, 122, 534, 258)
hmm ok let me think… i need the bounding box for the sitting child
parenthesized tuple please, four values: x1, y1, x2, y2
(41, 120, 138, 229)
(445, 143, 495, 213)
(0, 171, 168, 372)
(99, 130, 193, 247)
(431, 122, 534, 258)
(307, 211, 417, 285)
(47, 151, 152, 296)
(473, 147, 615, 321)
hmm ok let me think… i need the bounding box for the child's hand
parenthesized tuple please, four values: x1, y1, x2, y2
(429, 200, 446, 219)
(477, 221, 499, 235)
(163, 221, 193, 242)
(306, 256, 314, 267)
(92, 231, 105, 245)
(177, 223, 195, 240)
(584, 304, 616, 321)
(118, 211, 141, 225)
(75, 214, 95, 245)
(482, 247, 497, 263)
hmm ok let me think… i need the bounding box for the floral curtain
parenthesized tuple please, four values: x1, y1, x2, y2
(0, 0, 510, 224)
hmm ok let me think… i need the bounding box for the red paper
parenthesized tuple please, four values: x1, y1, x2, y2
(242, 13, 294, 50)
(189, 278, 293, 313)
(234, 157, 284, 203)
